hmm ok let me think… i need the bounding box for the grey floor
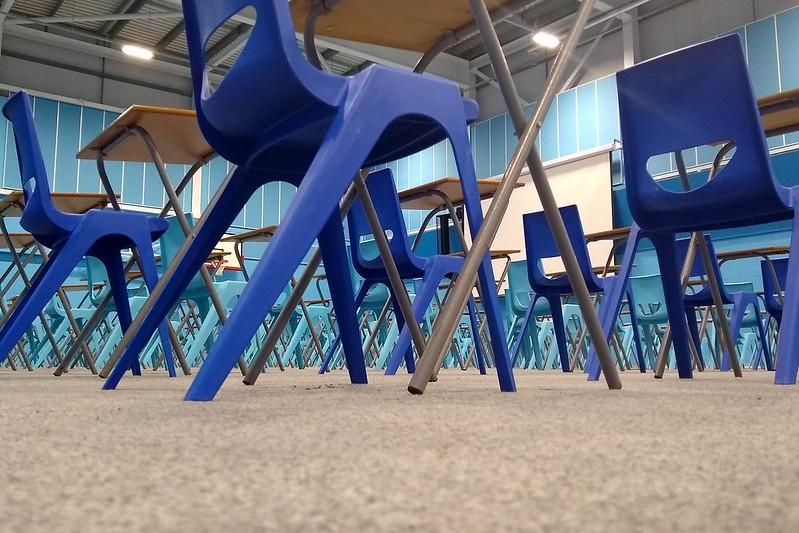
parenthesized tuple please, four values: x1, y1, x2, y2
(2, 368, 799, 532)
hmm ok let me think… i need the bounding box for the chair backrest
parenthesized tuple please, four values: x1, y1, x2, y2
(347, 169, 417, 278)
(616, 35, 789, 232)
(2, 91, 73, 238)
(674, 235, 736, 301)
(507, 260, 532, 315)
(522, 205, 600, 292)
(628, 273, 669, 322)
(761, 257, 788, 313)
(182, 0, 344, 164)
(160, 214, 207, 293)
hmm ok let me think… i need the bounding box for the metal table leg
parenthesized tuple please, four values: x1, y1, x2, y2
(412, 0, 621, 393)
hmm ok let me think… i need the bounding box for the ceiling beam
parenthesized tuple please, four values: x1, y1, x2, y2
(102, 0, 145, 38)
(6, 11, 183, 26)
(48, 0, 67, 17)
(206, 23, 251, 67)
(156, 20, 184, 50)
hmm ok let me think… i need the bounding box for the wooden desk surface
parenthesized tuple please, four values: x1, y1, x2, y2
(290, 0, 513, 53)
(548, 264, 621, 278)
(717, 245, 789, 261)
(759, 88, 799, 136)
(0, 191, 117, 217)
(585, 226, 632, 243)
(0, 232, 36, 249)
(77, 105, 214, 165)
(399, 177, 523, 211)
(221, 225, 280, 244)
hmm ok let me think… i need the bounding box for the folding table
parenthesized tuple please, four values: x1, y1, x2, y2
(0, 191, 116, 373)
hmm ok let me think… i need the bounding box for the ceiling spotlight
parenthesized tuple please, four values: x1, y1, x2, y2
(532, 31, 560, 49)
(122, 44, 154, 60)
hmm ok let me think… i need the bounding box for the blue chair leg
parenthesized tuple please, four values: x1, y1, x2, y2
(316, 211, 368, 383)
(547, 297, 571, 373)
(318, 281, 372, 374)
(753, 304, 774, 371)
(0, 233, 91, 366)
(510, 301, 536, 367)
(650, 233, 694, 378)
(384, 285, 419, 375)
(466, 298, 487, 375)
(135, 238, 176, 378)
(685, 306, 705, 369)
(100, 250, 141, 376)
(775, 204, 799, 383)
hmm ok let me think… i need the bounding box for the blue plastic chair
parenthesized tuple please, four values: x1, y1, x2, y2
(616, 34, 799, 381)
(675, 237, 772, 371)
(341, 169, 488, 376)
(107, 0, 514, 399)
(522, 205, 645, 373)
(0, 91, 170, 376)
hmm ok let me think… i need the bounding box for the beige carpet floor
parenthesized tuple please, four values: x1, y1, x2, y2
(1, 368, 799, 532)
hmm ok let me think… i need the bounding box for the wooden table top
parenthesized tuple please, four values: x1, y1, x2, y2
(220, 225, 280, 244)
(717, 245, 789, 261)
(548, 264, 621, 278)
(0, 191, 117, 217)
(584, 226, 632, 243)
(759, 88, 799, 136)
(77, 105, 215, 165)
(0, 232, 36, 249)
(290, 0, 514, 53)
(399, 177, 523, 211)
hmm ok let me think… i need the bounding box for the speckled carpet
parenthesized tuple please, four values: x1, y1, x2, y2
(1, 368, 798, 532)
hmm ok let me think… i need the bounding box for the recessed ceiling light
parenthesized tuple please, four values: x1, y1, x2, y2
(122, 44, 154, 60)
(532, 31, 560, 49)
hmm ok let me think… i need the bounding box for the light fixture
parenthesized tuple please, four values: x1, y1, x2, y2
(122, 44, 154, 60)
(532, 31, 560, 49)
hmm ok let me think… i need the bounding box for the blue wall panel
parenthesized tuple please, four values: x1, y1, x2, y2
(596, 76, 620, 146)
(746, 18, 780, 97)
(54, 102, 80, 193)
(78, 107, 104, 193)
(489, 115, 506, 177)
(540, 104, 559, 162)
(576, 82, 598, 152)
(557, 89, 578, 157)
(32, 98, 58, 188)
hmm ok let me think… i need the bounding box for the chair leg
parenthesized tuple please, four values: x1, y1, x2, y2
(102, 165, 259, 387)
(319, 280, 372, 374)
(384, 285, 418, 375)
(650, 233, 693, 378)
(136, 237, 176, 378)
(547, 296, 572, 373)
(100, 251, 141, 376)
(775, 207, 799, 383)
(316, 210, 367, 383)
(753, 304, 774, 371)
(466, 298, 487, 375)
(685, 306, 705, 369)
(0, 234, 90, 366)
(510, 301, 536, 367)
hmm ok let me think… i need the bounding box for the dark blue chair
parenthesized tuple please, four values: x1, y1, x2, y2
(675, 236, 772, 372)
(340, 169, 488, 376)
(0, 91, 171, 376)
(761, 258, 788, 327)
(521, 205, 645, 373)
(105, 0, 514, 399)
(616, 35, 799, 381)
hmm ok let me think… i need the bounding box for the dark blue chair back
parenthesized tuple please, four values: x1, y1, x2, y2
(182, 0, 345, 165)
(761, 257, 788, 315)
(347, 169, 419, 279)
(616, 35, 790, 232)
(522, 205, 602, 294)
(2, 92, 75, 241)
